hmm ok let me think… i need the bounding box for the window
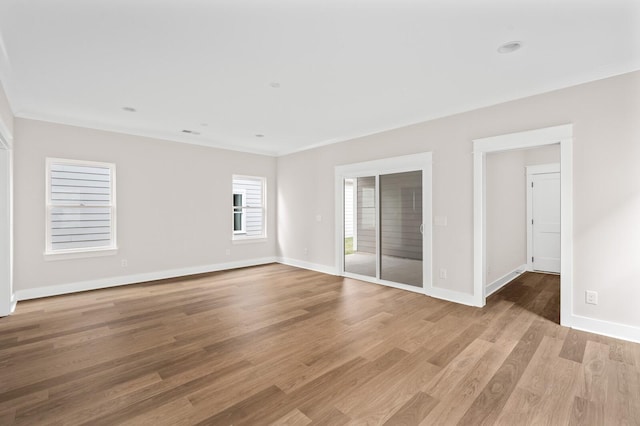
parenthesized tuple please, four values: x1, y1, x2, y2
(46, 158, 116, 256)
(232, 175, 265, 239)
(232, 189, 246, 234)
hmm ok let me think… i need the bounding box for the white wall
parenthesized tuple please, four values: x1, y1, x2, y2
(486, 145, 560, 284)
(13, 118, 277, 296)
(277, 71, 640, 331)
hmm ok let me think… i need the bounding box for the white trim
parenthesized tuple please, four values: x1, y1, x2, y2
(560, 139, 573, 327)
(429, 285, 479, 307)
(0, 123, 11, 149)
(232, 175, 267, 240)
(473, 124, 572, 153)
(9, 294, 16, 314)
(486, 264, 528, 297)
(570, 315, 640, 344)
(0, 145, 13, 316)
(334, 152, 433, 295)
(15, 257, 278, 301)
(343, 271, 427, 295)
(44, 157, 117, 257)
(232, 188, 247, 235)
(526, 164, 560, 272)
(472, 148, 486, 307)
(276, 257, 338, 276)
(14, 111, 279, 157)
(473, 124, 573, 325)
(44, 248, 118, 261)
(525, 163, 561, 175)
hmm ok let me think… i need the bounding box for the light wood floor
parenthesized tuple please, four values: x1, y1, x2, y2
(1, 264, 639, 425)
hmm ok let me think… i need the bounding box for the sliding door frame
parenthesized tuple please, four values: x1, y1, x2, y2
(334, 152, 433, 294)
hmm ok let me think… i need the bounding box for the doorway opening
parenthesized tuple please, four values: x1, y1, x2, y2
(335, 153, 432, 294)
(473, 124, 573, 327)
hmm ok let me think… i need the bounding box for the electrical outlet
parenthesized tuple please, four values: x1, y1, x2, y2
(585, 290, 598, 305)
(439, 268, 447, 279)
(121, 259, 128, 267)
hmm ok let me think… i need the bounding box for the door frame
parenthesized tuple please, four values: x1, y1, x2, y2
(334, 152, 432, 294)
(526, 163, 561, 273)
(0, 127, 14, 317)
(473, 124, 573, 327)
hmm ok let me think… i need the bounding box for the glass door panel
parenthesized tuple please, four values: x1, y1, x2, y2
(344, 177, 376, 278)
(380, 171, 423, 287)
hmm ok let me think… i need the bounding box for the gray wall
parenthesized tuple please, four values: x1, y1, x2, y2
(277, 71, 640, 330)
(13, 118, 277, 292)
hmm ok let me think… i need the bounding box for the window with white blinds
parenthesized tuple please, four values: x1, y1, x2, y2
(232, 175, 266, 240)
(46, 158, 116, 254)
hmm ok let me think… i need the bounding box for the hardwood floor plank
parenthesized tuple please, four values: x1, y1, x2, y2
(560, 328, 590, 363)
(382, 391, 438, 425)
(577, 341, 610, 404)
(569, 396, 604, 426)
(457, 319, 546, 425)
(420, 338, 518, 425)
(269, 409, 312, 426)
(496, 336, 579, 425)
(307, 407, 351, 426)
(193, 385, 287, 426)
(0, 267, 638, 425)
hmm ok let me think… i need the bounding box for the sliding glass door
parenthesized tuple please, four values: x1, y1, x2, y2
(338, 154, 430, 292)
(344, 177, 377, 278)
(380, 171, 423, 287)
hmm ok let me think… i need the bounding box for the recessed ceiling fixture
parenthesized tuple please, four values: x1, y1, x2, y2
(182, 129, 201, 135)
(255, 134, 265, 138)
(122, 106, 136, 112)
(269, 82, 281, 88)
(497, 41, 522, 54)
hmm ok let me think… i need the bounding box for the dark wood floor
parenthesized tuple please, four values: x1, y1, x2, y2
(0, 264, 639, 425)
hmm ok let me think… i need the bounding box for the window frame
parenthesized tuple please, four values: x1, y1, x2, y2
(45, 157, 117, 259)
(231, 175, 266, 241)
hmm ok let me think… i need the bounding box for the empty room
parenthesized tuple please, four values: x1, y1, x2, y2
(1, 1, 640, 425)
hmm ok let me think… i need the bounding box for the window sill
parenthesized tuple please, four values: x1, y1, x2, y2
(44, 247, 118, 261)
(232, 237, 268, 245)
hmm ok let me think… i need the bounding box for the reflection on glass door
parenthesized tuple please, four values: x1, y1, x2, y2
(344, 177, 376, 277)
(380, 171, 423, 287)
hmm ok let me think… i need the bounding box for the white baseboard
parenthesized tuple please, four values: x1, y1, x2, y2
(428, 285, 480, 307)
(0, 294, 16, 317)
(15, 257, 278, 301)
(486, 264, 528, 297)
(569, 314, 640, 344)
(276, 257, 338, 275)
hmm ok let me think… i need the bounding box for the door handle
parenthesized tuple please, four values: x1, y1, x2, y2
(420, 223, 424, 234)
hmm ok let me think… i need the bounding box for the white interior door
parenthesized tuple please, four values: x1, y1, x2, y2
(531, 172, 560, 273)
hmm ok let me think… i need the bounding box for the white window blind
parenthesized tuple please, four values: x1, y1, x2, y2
(46, 158, 116, 254)
(232, 176, 265, 239)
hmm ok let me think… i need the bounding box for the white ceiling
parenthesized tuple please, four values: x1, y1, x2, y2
(0, 0, 638, 156)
